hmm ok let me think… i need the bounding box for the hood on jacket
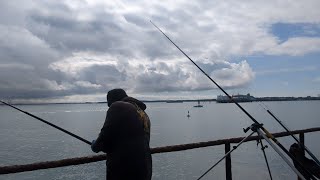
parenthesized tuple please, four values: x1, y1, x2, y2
(122, 96, 147, 110)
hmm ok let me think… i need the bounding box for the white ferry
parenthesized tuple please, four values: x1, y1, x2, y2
(217, 93, 255, 103)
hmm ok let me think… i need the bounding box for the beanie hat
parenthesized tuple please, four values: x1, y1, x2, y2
(107, 88, 128, 107)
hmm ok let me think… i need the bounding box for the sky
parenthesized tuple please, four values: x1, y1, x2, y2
(0, 0, 320, 103)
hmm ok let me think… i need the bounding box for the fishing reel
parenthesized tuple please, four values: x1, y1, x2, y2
(243, 123, 269, 149)
(243, 123, 264, 133)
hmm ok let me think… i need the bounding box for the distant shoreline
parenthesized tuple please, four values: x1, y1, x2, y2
(1, 96, 320, 105)
(145, 96, 320, 103)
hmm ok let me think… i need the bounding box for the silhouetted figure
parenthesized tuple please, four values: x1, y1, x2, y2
(91, 88, 152, 180)
(289, 143, 320, 179)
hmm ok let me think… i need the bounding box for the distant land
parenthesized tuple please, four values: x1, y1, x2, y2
(1, 95, 320, 105)
(144, 96, 320, 103)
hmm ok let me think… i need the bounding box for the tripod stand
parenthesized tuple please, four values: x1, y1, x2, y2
(197, 123, 306, 180)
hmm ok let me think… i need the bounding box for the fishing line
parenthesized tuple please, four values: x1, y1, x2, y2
(0, 100, 92, 145)
(258, 102, 320, 167)
(150, 21, 314, 180)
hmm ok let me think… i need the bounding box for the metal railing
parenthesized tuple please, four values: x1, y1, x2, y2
(1, 127, 320, 179)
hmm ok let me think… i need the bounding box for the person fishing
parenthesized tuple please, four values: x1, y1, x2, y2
(91, 88, 152, 180)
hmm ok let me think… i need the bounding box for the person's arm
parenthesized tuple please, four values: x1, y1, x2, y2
(91, 108, 115, 153)
(91, 103, 124, 153)
(91, 129, 107, 153)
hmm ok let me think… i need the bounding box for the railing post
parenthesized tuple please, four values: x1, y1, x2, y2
(298, 133, 305, 180)
(299, 133, 305, 156)
(225, 142, 232, 180)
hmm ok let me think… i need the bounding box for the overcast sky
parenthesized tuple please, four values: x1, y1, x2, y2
(1, 0, 320, 103)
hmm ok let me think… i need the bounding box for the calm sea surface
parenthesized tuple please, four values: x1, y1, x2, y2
(0, 101, 319, 180)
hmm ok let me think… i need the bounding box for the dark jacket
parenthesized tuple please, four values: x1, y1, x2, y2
(92, 97, 152, 180)
(289, 143, 320, 179)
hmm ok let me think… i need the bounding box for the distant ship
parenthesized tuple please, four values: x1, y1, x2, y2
(217, 93, 255, 103)
(193, 100, 203, 107)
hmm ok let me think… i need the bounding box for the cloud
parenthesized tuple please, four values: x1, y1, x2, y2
(0, 0, 319, 101)
(211, 61, 254, 88)
(50, 53, 254, 94)
(313, 77, 320, 83)
(266, 37, 320, 56)
(0, 25, 59, 65)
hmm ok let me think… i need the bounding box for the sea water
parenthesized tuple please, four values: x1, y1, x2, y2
(0, 101, 319, 180)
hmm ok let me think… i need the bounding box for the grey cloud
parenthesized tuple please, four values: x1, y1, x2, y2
(27, 13, 124, 53)
(0, 66, 55, 98)
(0, 65, 104, 99)
(135, 71, 190, 92)
(124, 13, 148, 27)
(197, 61, 232, 73)
(22, 1, 133, 56)
(78, 64, 127, 85)
(0, 26, 59, 65)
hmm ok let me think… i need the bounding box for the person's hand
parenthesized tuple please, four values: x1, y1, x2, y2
(91, 140, 96, 145)
(91, 140, 99, 153)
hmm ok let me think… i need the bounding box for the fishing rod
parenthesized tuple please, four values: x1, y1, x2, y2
(0, 100, 92, 145)
(259, 102, 320, 167)
(150, 21, 315, 180)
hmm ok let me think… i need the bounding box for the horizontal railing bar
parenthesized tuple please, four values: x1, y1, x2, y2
(0, 155, 107, 174)
(151, 127, 320, 153)
(1, 127, 319, 175)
